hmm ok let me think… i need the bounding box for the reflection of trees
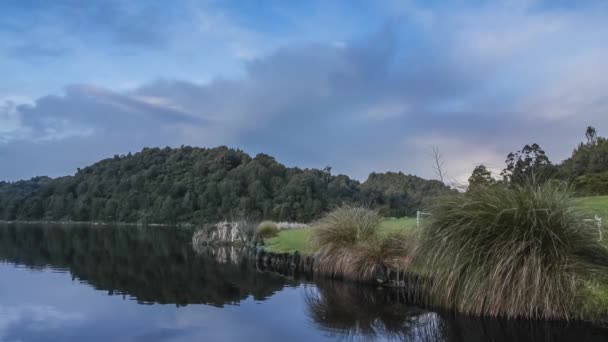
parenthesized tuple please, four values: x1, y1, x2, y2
(0, 224, 292, 306)
(305, 279, 431, 341)
(305, 280, 608, 342)
(1, 224, 607, 341)
(427, 313, 608, 342)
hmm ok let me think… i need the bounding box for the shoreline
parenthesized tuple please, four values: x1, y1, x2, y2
(0, 220, 193, 228)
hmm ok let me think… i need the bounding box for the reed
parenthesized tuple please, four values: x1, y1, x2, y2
(257, 220, 279, 238)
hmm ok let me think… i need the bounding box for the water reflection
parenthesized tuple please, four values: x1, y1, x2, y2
(0, 223, 292, 306)
(306, 280, 429, 341)
(0, 223, 606, 341)
(305, 280, 608, 342)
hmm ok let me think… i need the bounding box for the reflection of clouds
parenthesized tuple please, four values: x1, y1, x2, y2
(0, 305, 85, 340)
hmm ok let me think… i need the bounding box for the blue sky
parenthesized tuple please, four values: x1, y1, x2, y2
(1, 0, 608, 183)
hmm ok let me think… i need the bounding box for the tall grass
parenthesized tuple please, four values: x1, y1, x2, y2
(415, 180, 608, 320)
(257, 220, 279, 238)
(312, 205, 414, 282)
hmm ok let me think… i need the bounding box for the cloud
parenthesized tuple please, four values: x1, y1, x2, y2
(0, 305, 85, 340)
(1, 1, 608, 183)
(4, 44, 69, 60)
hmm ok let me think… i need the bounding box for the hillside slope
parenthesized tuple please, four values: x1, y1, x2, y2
(0, 146, 452, 224)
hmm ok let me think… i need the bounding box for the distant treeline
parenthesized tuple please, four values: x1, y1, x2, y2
(468, 126, 608, 195)
(0, 146, 451, 224)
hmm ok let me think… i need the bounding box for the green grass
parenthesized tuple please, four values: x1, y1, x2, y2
(265, 228, 313, 253)
(265, 199, 606, 255)
(378, 217, 417, 235)
(264, 195, 608, 321)
(264, 217, 417, 254)
(415, 182, 608, 320)
(311, 206, 415, 282)
(578, 195, 608, 222)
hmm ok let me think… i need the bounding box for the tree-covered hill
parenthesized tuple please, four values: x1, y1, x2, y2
(0, 146, 452, 224)
(558, 127, 608, 195)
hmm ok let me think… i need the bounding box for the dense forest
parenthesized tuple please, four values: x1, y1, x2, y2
(0, 146, 451, 224)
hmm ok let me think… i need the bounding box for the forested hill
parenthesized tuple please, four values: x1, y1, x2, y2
(0, 146, 452, 224)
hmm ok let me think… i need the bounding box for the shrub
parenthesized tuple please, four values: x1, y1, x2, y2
(572, 172, 608, 196)
(312, 206, 414, 282)
(312, 206, 380, 250)
(415, 180, 608, 320)
(257, 220, 279, 238)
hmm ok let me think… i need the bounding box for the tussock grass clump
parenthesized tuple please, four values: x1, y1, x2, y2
(312, 206, 414, 282)
(257, 220, 279, 238)
(416, 180, 608, 320)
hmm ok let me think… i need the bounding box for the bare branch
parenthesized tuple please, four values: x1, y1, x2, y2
(431, 146, 446, 184)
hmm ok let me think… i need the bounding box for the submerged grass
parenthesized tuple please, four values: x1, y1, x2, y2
(415, 180, 608, 320)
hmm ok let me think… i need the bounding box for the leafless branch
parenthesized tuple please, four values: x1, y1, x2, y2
(431, 146, 446, 184)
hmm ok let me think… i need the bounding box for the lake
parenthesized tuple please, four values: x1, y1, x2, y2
(0, 223, 606, 342)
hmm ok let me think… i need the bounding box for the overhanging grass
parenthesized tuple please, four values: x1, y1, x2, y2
(415, 181, 608, 320)
(312, 206, 415, 282)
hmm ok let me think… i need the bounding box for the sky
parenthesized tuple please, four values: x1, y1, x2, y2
(1, 0, 608, 184)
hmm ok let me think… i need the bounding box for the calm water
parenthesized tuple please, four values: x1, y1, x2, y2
(0, 224, 607, 342)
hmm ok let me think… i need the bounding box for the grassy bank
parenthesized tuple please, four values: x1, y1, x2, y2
(266, 197, 606, 254)
(264, 217, 417, 253)
(263, 192, 608, 321)
(578, 196, 608, 223)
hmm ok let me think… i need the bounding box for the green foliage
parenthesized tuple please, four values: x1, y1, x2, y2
(312, 206, 414, 282)
(558, 127, 608, 195)
(501, 143, 556, 184)
(467, 165, 496, 189)
(416, 180, 608, 320)
(0, 147, 451, 224)
(572, 172, 608, 196)
(312, 206, 381, 249)
(561, 126, 608, 177)
(358, 172, 454, 217)
(256, 220, 279, 238)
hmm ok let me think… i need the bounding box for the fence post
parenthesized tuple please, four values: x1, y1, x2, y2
(596, 215, 603, 242)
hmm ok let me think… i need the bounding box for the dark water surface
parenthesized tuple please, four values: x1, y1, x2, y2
(0, 224, 606, 342)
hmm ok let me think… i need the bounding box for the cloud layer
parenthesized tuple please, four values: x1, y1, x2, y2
(1, 1, 608, 183)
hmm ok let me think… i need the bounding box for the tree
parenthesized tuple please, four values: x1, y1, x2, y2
(586, 126, 598, 145)
(559, 126, 608, 194)
(467, 165, 495, 189)
(322, 166, 332, 184)
(501, 144, 555, 184)
(0, 146, 453, 223)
